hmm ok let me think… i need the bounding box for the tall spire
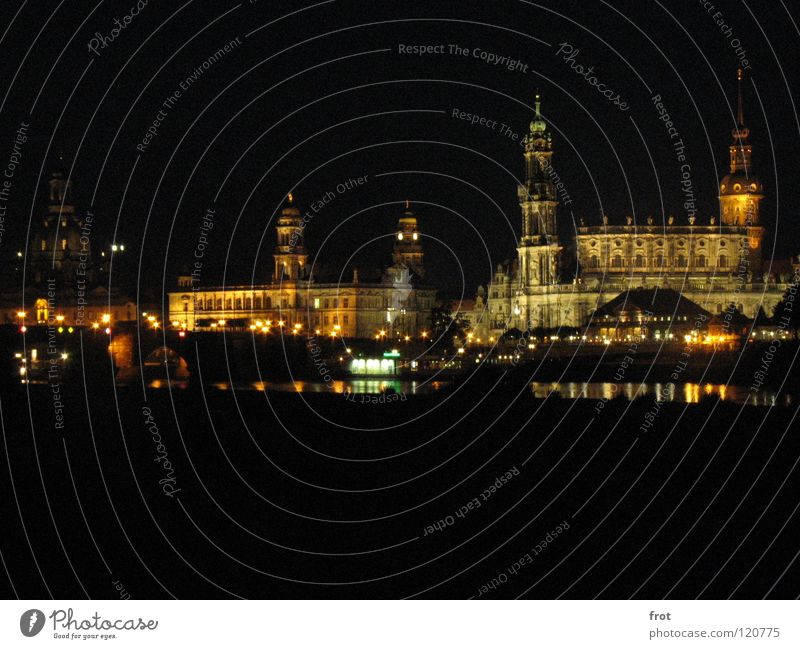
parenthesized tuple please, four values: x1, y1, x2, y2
(737, 67, 745, 127)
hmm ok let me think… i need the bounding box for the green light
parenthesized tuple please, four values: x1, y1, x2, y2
(383, 349, 401, 358)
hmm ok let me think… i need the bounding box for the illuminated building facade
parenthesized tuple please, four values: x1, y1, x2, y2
(169, 199, 436, 338)
(0, 164, 136, 329)
(476, 71, 795, 336)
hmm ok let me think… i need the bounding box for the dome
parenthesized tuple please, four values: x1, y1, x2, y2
(720, 173, 762, 195)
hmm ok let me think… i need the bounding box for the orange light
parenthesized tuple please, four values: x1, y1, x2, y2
(16, 311, 26, 318)
(55, 315, 65, 323)
(101, 313, 111, 324)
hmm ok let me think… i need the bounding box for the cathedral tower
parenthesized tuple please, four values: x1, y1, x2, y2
(273, 193, 308, 281)
(392, 200, 424, 278)
(516, 94, 560, 290)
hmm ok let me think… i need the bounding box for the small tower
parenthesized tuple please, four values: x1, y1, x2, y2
(273, 193, 308, 281)
(392, 200, 424, 278)
(719, 68, 763, 228)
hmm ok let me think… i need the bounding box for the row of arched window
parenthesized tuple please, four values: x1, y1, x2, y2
(588, 254, 730, 269)
(196, 296, 276, 310)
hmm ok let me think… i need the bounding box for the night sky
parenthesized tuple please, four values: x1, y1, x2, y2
(1, 0, 799, 298)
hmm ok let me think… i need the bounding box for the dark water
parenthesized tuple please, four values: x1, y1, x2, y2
(145, 378, 790, 406)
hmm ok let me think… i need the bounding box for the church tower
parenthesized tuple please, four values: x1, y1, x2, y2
(718, 68, 764, 274)
(719, 68, 764, 228)
(273, 193, 308, 281)
(516, 94, 560, 291)
(29, 159, 92, 285)
(392, 200, 424, 278)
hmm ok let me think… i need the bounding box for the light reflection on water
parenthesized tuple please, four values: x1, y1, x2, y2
(143, 379, 788, 406)
(206, 380, 446, 395)
(530, 382, 789, 406)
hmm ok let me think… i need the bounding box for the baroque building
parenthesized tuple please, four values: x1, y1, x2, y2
(169, 199, 436, 338)
(476, 71, 795, 337)
(1, 162, 136, 328)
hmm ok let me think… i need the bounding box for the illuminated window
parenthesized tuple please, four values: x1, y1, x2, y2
(40, 239, 46, 251)
(314, 298, 320, 309)
(61, 238, 67, 250)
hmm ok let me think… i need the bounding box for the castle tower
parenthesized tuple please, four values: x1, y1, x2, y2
(516, 94, 560, 291)
(719, 68, 763, 228)
(392, 200, 424, 278)
(273, 193, 308, 281)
